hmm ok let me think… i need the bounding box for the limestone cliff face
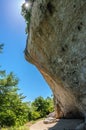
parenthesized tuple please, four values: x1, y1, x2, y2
(25, 0, 86, 120)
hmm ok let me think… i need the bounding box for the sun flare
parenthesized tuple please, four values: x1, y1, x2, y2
(24, 2, 32, 10)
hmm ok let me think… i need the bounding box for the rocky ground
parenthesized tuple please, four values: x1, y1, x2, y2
(30, 119, 83, 130)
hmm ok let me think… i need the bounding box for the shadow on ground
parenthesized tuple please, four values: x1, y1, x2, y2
(48, 119, 83, 130)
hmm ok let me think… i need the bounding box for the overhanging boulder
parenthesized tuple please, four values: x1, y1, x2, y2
(24, 0, 86, 128)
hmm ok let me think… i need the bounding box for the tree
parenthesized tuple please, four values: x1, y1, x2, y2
(21, 0, 33, 33)
(0, 44, 29, 127)
(32, 96, 54, 118)
(45, 96, 54, 113)
(0, 44, 4, 53)
(0, 72, 29, 127)
(0, 44, 5, 76)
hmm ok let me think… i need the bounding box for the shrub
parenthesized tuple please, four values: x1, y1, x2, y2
(0, 110, 16, 127)
(21, 1, 33, 33)
(31, 111, 40, 120)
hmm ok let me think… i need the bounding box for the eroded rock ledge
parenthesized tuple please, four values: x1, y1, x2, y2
(25, 0, 86, 128)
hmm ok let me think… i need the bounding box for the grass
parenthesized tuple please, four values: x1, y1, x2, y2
(1, 120, 37, 130)
(2, 118, 44, 130)
(2, 125, 29, 130)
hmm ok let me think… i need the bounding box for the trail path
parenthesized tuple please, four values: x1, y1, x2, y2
(30, 119, 83, 130)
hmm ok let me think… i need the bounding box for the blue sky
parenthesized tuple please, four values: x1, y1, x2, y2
(0, 0, 52, 101)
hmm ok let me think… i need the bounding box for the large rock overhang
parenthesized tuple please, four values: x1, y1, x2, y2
(24, 0, 86, 120)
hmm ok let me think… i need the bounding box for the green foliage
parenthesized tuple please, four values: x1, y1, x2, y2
(0, 110, 16, 127)
(2, 125, 29, 130)
(21, 1, 33, 33)
(32, 96, 54, 117)
(0, 45, 54, 129)
(31, 111, 40, 120)
(0, 72, 29, 128)
(27, 96, 54, 121)
(0, 44, 4, 53)
(0, 74, 54, 127)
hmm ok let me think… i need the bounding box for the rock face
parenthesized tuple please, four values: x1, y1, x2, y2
(25, 0, 86, 123)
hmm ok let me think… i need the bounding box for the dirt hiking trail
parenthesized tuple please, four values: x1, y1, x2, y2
(30, 119, 83, 130)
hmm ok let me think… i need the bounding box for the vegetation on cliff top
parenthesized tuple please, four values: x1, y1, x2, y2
(21, 0, 33, 33)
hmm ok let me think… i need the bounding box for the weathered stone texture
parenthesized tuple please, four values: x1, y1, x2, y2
(25, 0, 86, 128)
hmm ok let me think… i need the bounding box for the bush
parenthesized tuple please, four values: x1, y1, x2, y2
(0, 110, 16, 127)
(21, 1, 32, 33)
(31, 111, 40, 120)
(32, 96, 54, 118)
